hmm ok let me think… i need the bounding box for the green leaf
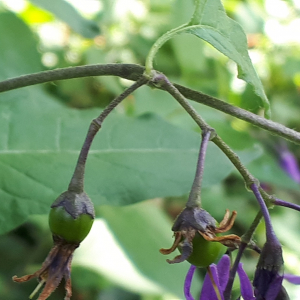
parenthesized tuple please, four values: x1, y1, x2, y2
(0, 85, 262, 234)
(0, 11, 261, 234)
(0, 11, 43, 78)
(181, 0, 270, 117)
(247, 154, 300, 191)
(133, 86, 259, 150)
(29, 0, 100, 38)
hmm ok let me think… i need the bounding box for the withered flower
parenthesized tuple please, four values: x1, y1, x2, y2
(13, 190, 95, 300)
(160, 131, 241, 266)
(160, 206, 241, 265)
(13, 236, 78, 300)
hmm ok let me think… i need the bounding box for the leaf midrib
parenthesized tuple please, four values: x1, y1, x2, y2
(0, 148, 199, 155)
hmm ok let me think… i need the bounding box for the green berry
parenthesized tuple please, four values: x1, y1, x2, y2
(49, 207, 94, 243)
(182, 232, 226, 268)
(49, 191, 95, 243)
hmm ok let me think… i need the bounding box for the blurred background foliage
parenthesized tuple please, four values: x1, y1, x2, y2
(1, 0, 300, 299)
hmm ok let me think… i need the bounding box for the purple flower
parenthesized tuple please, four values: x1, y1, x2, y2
(184, 255, 300, 300)
(253, 240, 300, 300)
(251, 184, 300, 299)
(184, 255, 255, 300)
(278, 147, 300, 183)
(272, 146, 300, 213)
(284, 274, 300, 285)
(251, 184, 286, 300)
(253, 238, 284, 300)
(184, 265, 197, 300)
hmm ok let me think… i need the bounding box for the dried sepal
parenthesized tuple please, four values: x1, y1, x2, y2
(13, 236, 78, 300)
(160, 207, 240, 266)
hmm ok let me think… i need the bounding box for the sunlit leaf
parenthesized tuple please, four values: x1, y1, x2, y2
(0, 11, 43, 78)
(20, 3, 53, 24)
(0, 11, 262, 235)
(181, 0, 270, 117)
(29, 0, 100, 38)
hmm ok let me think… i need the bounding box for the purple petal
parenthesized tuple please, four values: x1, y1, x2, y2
(216, 255, 230, 292)
(279, 150, 300, 183)
(265, 275, 284, 300)
(237, 263, 255, 300)
(254, 268, 283, 300)
(284, 274, 300, 285)
(200, 265, 224, 300)
(184, 265, 196, 300)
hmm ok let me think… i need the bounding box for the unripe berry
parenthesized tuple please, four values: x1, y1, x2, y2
(182, 232, 226, 268)
(49, 191, 95, 243)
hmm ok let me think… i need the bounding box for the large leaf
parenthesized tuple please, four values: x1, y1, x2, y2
(0, 12, 261, 234)
(0, 12, 43, 78)
(0, 85, 262, 234)
(177, 0, 270, 117)
(29, 0, 100, 38)
(133, 86, 260, 150)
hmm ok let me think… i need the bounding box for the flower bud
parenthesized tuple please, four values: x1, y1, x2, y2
(253, 237, 284, 300)
(49, 190, 95, 243)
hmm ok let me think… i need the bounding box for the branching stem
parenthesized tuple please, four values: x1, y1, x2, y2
(68, 77, 147, 193)
(153, 70, 264, 299)
(273, 198, 300, 212)
(151, 73, 212, 132)
(250, 183, 276, 242)
(223, 211, 262, 299)
(151, 72, 257, 191)
(241, 211, 263, 245)
(0, 64, 300, 144)
(212, 137, 257, 187)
